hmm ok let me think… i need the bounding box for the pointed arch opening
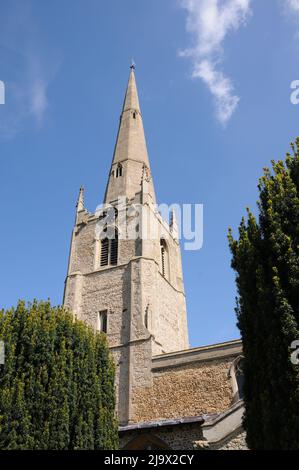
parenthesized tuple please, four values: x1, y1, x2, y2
(235, 357, 244, 400)
(229, 356, 245, 402)
(116, 164, 123, 178)
(123, 433, 170, 450)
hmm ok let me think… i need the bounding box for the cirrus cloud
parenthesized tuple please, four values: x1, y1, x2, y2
(0, 1, 57, 139)
(286, 0, 299, 11)
(179, 0, 252, 125)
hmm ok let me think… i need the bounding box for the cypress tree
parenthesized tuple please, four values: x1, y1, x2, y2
(228, 139, 299, 449)
(0, 300, 118, 450)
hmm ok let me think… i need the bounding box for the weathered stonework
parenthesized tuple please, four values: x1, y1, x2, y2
(195, 429, 247, 450)
(63, 67, 246, 449)
(120, 422, 205, 450)
(213, 430, 247, 450)
(120, 420, 248, 451)
(132, 358, 234, 423)
(64, 68, 189, 425)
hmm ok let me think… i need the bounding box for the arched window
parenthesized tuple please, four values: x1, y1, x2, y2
(123, 434, 170, 450)
(235, 358, 244, 400)
(229, 356, 245, 402)
(160, 239, 169, 279)
(100, 227, 118, 267)
(116, 164, 122, 178)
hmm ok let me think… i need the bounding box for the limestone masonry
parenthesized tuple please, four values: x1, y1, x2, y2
(63, 67, 246, 450)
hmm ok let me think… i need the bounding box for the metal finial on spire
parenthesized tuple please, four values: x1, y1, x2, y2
(130, 59, 136, 70)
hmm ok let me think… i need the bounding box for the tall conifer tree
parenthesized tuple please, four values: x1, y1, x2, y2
(228, 139, 299, 449)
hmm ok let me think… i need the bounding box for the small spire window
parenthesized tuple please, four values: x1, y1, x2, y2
(116, 164, 122, 178)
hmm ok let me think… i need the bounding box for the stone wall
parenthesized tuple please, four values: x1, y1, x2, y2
(131, 357, 235, 423)
(120, 425, 247, 451)
(195, 428, 248, 450)
(120, 422, 204, 450)
(64, 199, 188, 355)
(215, 430, 247, 450)
(64, 192, 191, 425)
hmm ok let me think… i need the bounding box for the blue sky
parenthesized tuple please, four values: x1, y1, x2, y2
(1, 0, 299, 347)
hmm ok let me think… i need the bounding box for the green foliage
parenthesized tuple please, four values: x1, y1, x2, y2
(228, 139, 299, 449)
(0, 300, 118, 450)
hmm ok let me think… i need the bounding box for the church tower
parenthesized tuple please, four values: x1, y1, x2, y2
(63, 66, 189, 425)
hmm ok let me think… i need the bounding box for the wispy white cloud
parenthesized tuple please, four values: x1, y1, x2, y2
(179, 0, 252, 124)
(29, 80, 48, 125)
(280, 0, 299, 43)
(26, 47, 55, 126)
(286, 0, 299, 11)
(0, 2, 56, 138)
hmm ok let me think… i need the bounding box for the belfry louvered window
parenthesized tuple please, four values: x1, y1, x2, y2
(100, 228, 118, 267)
(100, 237, 109, 266)
(110, 233, 118, 265)
(161, 245, 165, 276)
(160, 239, 168, 278)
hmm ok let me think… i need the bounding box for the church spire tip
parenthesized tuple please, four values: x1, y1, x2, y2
(103, 65, 156, 204)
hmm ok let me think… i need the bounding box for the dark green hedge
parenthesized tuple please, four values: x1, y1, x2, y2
(0, 300, 118, 450)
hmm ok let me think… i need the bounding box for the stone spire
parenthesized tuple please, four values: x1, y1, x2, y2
(121, 63, 141, 116)
(104, 66, 156, 204)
